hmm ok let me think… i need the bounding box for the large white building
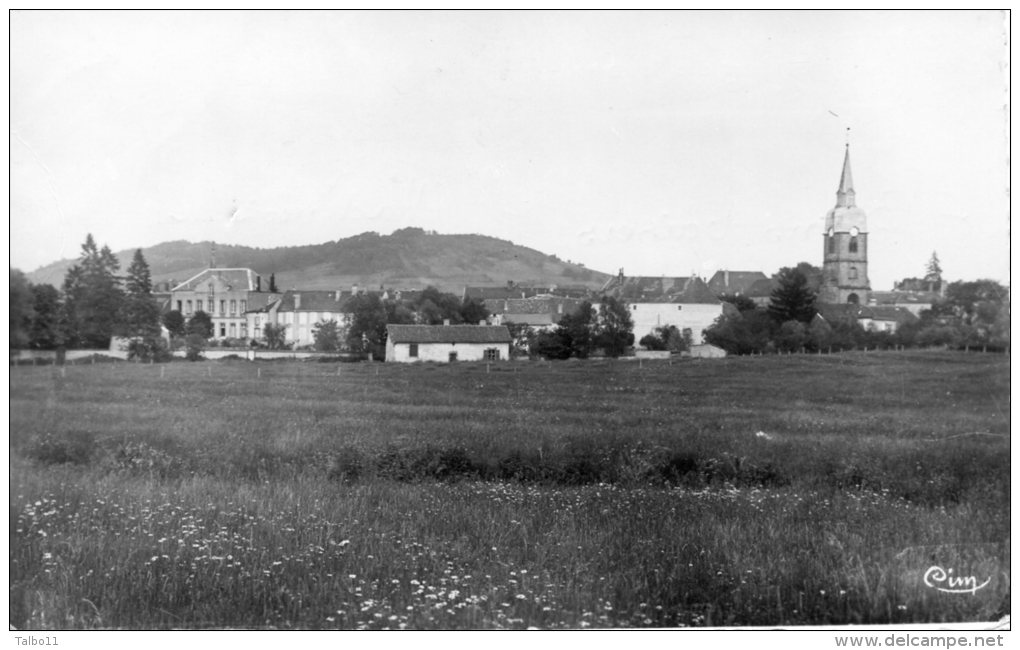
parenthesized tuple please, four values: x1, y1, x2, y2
(170, 268, 279, 341)
(597, 273, 727, 344)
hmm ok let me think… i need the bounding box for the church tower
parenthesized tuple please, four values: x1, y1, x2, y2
(820, 144, 870, 304)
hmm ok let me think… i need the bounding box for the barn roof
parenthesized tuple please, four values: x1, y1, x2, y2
(387, 324, 512, 344)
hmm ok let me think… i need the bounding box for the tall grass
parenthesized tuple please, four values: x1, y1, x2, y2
(9, 351, 1010, 628)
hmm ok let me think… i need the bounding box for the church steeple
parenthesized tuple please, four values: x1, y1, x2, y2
(835, 144, 856, 208)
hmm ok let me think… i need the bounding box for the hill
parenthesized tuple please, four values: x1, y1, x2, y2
(23, 228, 611, 293)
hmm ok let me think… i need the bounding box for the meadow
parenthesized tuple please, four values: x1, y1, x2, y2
(9, 351, 1010, 629)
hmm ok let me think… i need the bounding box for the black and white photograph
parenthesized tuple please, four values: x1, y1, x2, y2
(8, 9, 1010, 644)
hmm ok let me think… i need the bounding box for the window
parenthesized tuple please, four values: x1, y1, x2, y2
(448, 351, 458, 363)
(827, 236, 834, 254)
(220, 300, 226, 315)
(219, 324, 227, 337)
(196, 300, 203, 313)
(409, 343, 419, 358)
(677, 305, 683, 311)
(849, 236, 858, 253)
(177, 300, 182, 312)
(240, 300, 247, 313)
(230, 323, 237, 337)
(849, 267, 858, 280)
(485, 348, 500, 361)
(230, 300, 237, 315)
(631, 305, 637, 311)
(186, 300, 192, 314)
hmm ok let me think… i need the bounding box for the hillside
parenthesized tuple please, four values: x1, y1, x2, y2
(23, 228, 612, 293)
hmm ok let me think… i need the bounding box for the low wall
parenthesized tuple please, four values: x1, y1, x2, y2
(633, 350, 672, 360)
(10, 349, 130, 362)
(10, 349, 365, 363)
(173, 350, 346, 361)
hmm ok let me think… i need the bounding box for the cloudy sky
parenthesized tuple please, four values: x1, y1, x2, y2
(10, 10, 1010, 289)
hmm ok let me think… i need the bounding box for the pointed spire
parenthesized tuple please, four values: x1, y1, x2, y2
(835, 143, 856, 208)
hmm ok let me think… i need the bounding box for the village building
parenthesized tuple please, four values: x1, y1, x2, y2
(247, 289, 360, 347)
(170, 268, 279, 341)
(598, 272, 727, 345)
(385, 324, 512, 363)
(868, 290, 943, 317)
(815, 303, 918, 334)
(485, 296, 586, 330)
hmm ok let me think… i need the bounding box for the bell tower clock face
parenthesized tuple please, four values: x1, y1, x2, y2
(849, 226, 859, 237)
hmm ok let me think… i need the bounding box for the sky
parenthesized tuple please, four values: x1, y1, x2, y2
(9, 10, 1011, 290)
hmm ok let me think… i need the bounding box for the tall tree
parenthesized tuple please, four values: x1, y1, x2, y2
(924, 251, 943, 283)
(557, 301, 597, 359)
(29, 283, 61, 350)
(9, 269, 34, 349)
(345, 293, 389, 356)
(768, 268, 817, 324)
(595, 295, 634, 357)
(119, 249, 162, 339)
(60, 234, 125, 348)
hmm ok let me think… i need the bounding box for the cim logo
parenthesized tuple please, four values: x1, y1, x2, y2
(923, 565, 991, 595)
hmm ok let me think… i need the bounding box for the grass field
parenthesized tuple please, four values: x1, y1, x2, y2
(9, 351, 1010, 629)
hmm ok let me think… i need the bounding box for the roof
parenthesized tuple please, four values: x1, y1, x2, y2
(275, 290, 358, 313)
(706, 271, 770, 295)
(836, 144, 855, 208)
(171, 268, 261, 292)
(816, 303, 918, 325)
(485, 297, 585, 315)
(825, 146, 867, 233)
(464, 286, 551, 301)
(870, 291, 941, 306)
(387, 324, 512, 344)
(245, 292, 283, 313)
(745, 278, 778, 298)
(600, 274, 721, 304)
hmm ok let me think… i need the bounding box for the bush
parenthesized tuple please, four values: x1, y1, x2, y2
(127, 337, 173, 363)
(26, 431, 97, 465)
(327, 448, 365, 483)
(185, 334, 206, 361)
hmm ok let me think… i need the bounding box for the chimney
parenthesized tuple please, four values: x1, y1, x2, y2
(352, 284, 359, 296)
(335, 289, 341, 301)
(443, 319, 450, 326)
(256, 276, 261, 292)
(724, 270, 730, 287)
(294, 293, 301, 310)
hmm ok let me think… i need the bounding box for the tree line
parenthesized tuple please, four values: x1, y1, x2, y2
(11, 234, 167, 360)
(703, 261, 1010, 355)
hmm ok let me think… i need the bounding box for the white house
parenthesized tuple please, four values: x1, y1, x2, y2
(385, 324, 512, 363)
(254, 290, 358, 347)
(598, 272, 726, 345)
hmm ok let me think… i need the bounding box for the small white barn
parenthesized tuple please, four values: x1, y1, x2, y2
(386, 324, 512, 363)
